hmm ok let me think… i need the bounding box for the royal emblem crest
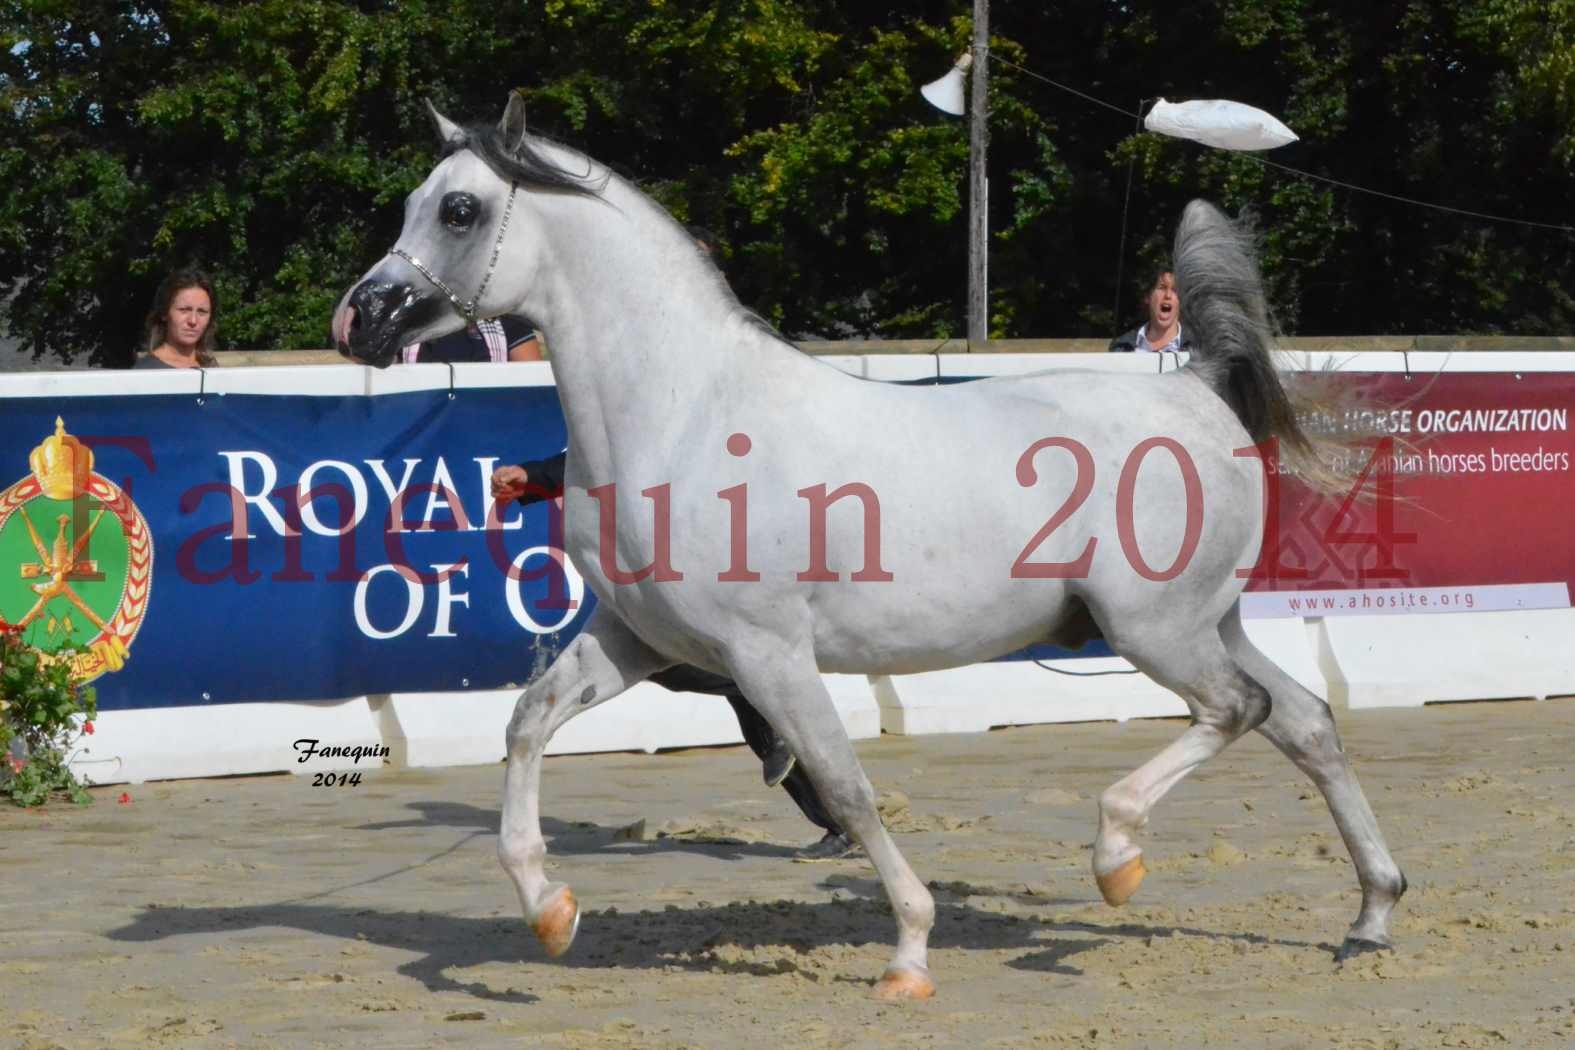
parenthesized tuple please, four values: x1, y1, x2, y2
(0, 418, 151, 681)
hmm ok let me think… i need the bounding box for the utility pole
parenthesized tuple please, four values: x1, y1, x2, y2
(967, 0, 990, 346)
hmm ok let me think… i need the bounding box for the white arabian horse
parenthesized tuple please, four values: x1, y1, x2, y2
(333, 96, 1406, 999)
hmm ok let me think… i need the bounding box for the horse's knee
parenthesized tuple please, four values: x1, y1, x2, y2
(506, 687, 554, 747)
(816, 772, 877, 831)
(845, 775, 878, 811)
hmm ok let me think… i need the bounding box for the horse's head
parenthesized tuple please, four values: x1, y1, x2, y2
(333, 93, 600, 367)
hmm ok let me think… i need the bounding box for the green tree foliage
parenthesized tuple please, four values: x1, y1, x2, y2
(1081, 0, 1575, 334)
(1, 1, 1572, 366)
(0, 0, 540, 365)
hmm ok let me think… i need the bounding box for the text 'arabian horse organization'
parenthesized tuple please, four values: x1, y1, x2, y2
(333, 95, 1406, 1000)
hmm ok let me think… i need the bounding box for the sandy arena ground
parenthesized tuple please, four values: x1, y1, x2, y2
(3, 698, 1574, 1050)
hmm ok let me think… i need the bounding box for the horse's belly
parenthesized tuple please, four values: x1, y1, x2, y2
(809, 591, 1075, 674)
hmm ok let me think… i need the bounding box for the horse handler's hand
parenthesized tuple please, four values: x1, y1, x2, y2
(492, 464, 529, 502)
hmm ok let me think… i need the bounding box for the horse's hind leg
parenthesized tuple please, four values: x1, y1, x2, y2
(723, 643, 936, 1000)
(498, 606, 671, 958)
(1220, 607, 1407, 960)
(1091, 633, 1271, 907)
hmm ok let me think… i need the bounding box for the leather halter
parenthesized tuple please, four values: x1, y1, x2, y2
(389, 181, 519, 322)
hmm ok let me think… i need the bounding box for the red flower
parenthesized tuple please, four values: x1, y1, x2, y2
(83, 720, 95, 735)
(117, 792, 131, 804)
(7, 755, 25, 774)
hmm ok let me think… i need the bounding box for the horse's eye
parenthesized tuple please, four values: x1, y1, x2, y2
(440, 192, 480, 230)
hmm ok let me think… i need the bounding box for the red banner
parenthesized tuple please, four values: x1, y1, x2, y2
(1241, 372, 1575, 617)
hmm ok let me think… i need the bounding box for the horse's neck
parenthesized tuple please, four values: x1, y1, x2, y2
(536, 178, 799, 480)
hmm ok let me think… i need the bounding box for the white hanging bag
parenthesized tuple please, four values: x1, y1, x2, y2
(1144, 98, 1299, 151)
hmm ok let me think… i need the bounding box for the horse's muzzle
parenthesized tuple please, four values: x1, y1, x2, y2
(335, 278, 437, 369)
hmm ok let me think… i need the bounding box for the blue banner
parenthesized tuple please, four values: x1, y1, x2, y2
(0, 387, 587, 709)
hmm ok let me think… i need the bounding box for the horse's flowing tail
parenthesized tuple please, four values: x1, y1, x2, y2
(1173, 200, 1351, 495)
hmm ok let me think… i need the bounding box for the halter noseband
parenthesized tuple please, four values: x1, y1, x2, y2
(389, 180, 519, 322)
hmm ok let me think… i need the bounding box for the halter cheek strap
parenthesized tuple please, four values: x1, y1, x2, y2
(389, 181, 519, 322)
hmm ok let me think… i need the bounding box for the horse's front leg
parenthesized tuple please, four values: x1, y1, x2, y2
(499, 606, 669, 957)
(725, 642, 937, 1000)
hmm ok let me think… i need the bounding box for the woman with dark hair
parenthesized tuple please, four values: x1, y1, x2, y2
(135, 269, 219, 368)
(1108, 268, 1193, 354)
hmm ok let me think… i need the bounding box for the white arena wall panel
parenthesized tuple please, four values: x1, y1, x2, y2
(72, 698, 385, 786)
(1315, 608, 1575, 709)
(0, 353, 1567, 783)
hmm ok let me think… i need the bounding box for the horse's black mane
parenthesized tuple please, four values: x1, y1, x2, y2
(449, 123, 608, 197)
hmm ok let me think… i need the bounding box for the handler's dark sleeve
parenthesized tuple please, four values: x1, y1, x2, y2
(515, 451, 567, 505)
(500, 314, 540, 350)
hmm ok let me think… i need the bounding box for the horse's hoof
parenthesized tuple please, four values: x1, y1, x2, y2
(531, 887, 581, 958)
(1096, 854, 1147, 907)
(1334, 937, 1392, 963)
(872, 966, 935, 1001)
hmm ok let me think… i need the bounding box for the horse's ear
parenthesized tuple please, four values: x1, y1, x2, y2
(425, 99, 463, 146)
(499, 90, 528, 155)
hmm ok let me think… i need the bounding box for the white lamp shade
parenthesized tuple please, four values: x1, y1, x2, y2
(1143, 97, 1298, 151)
(920, 53, 972, 117)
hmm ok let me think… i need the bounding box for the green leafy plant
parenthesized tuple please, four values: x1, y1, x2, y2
(0, 625, 99, 807)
